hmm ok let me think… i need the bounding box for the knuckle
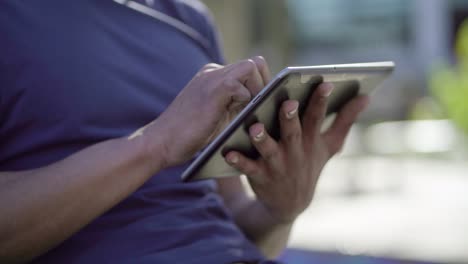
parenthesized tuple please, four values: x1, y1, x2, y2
(310, 101, 327, 118)
(309, 96, 326, 110)
(196, 67, 215, 81)
(223, 77, 239, 89)
(223, 78, 242, 95)
(252, 56, 267, 69)
(262, 148, 279, 162)
(309, 111, 324, 123)
(198, 64, 221, 80)
(241, 59, 257, 72)
(284, 130, 302, 143)
(201, 63, 220, 71)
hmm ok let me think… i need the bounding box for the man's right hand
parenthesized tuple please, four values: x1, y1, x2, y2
(144, 56, 272, 168)
(0, 55, 274, 263)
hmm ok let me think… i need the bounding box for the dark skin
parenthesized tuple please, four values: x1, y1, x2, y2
(0, 56, 368, 262)
(228, 82, 368, 224)
(218, 73, 369, 257)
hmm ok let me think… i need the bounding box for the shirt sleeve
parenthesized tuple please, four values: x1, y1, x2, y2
(173, 0, 226, 65)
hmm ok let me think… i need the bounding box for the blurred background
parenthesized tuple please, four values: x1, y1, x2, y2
(203, 0, 468, 263)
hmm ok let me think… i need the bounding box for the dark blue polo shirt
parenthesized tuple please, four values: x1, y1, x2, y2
(0, 1, 271, 263)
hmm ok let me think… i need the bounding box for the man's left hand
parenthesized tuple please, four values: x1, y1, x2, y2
(225, 83, 369, 224)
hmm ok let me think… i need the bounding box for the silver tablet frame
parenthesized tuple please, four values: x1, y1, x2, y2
(182, 61, 395, 181)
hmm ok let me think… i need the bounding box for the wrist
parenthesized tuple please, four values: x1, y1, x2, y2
(127, 121, 170, 173)
(253, 200, 296, 227)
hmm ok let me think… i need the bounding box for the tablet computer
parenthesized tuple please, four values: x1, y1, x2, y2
(181, 61, 395, 181)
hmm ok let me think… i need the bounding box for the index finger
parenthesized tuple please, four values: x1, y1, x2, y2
(226, 59, 264, 96)
(251, 56, 272, 85)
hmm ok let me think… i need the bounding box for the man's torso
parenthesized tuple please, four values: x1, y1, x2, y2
(0, 1, 264, 263)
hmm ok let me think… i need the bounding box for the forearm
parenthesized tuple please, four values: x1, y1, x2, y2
(0, 129, 164, 263)
(229, 194, 293, 259)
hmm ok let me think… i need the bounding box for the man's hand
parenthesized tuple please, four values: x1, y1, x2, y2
(224, 83, 369, 224)
(145, 56, 271, 168)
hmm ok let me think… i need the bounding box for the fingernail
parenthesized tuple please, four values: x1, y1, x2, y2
(286, 107, 298, 119)
(228, 154, 239, 164)
(320, 83, 333, 97)
(253, 129, 265, 142)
